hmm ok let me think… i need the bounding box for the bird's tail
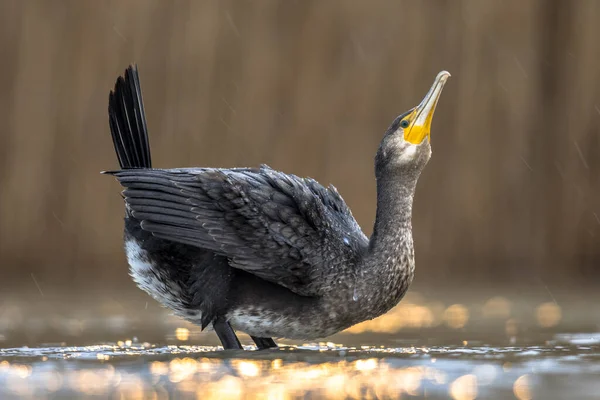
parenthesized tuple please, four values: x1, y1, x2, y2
(108, 65, 152, 169)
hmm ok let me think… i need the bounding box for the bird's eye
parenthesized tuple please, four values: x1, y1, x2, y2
(400, 120, 410, 128)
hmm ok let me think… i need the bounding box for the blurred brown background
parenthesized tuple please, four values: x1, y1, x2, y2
(1, 0, 599, 299)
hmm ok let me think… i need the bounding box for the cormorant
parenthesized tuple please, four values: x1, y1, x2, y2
(105, 65, 450, 350)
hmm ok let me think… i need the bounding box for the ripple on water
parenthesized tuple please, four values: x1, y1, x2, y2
(0, 339, 598, 399)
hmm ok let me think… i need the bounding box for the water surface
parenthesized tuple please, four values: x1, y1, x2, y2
(1, 333, 599, 399)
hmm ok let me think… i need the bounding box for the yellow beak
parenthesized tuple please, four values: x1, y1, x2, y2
(404, 70, 451, 144)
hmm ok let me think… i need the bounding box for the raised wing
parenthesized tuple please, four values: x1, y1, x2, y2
(107, 165, 368, 296)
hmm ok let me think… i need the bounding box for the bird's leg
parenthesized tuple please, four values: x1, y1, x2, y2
(251, 336, 278, 350)
(213, 317, 243, 350)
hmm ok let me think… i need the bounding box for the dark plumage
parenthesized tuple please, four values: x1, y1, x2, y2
(104, 65, 450, 350)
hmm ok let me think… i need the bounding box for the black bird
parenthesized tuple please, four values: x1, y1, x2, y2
(105, 65, 450, 350)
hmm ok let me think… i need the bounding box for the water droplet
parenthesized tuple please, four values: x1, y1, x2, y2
(353, 288, 359, 301)
(343, 237, 350, 246)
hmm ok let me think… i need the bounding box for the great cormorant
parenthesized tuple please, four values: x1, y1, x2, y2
(105, 66, 450, 350)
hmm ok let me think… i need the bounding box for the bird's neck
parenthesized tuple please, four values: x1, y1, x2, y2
(360, 175, 418, 315)
(370, 175, 416, 253)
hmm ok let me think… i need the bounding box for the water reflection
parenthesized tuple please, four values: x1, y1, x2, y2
(0, 336, 599, 399)
(0, 291, 599, 398)
(0, 334, 600, 400)
(1, 290, 597, 349)
(513, 374, 532, 400)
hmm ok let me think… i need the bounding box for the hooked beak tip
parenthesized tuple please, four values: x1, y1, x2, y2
(404, 70, 451, 144)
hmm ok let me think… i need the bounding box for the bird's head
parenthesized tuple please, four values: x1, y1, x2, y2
(376, 71, 450, 181)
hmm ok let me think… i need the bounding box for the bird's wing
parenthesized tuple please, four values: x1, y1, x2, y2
(107, 165, 369, 296)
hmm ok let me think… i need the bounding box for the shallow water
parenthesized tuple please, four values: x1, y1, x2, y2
(1, 333, 599, 399)
(1, 289, 599, 398)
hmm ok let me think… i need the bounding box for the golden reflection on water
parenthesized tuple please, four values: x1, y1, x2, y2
(0, 292, 581, 398)
(175, 327, 190, 341)
(346, 298, 470, 334)
(505, 318, 519, 337)
(449, 374, 478, 400)
(0, 338, 598, 399)
(0, 356, 455, 399)
(482, 297, 511, 319)
(536, 302, 562, 328)
(2, 350, 561, 399)
(0, 291, 570, 346)
(344, 293, 439, 334)
(444, 304, 470, 329)
(0, 288, 596, 400)
(342, 292, 566, 335)
(513, 374, 532, 400)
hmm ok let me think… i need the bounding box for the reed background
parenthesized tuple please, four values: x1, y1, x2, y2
(1, 0, 599, 297)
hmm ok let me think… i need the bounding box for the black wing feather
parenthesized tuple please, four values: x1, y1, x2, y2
(108, 166, 368, 296)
